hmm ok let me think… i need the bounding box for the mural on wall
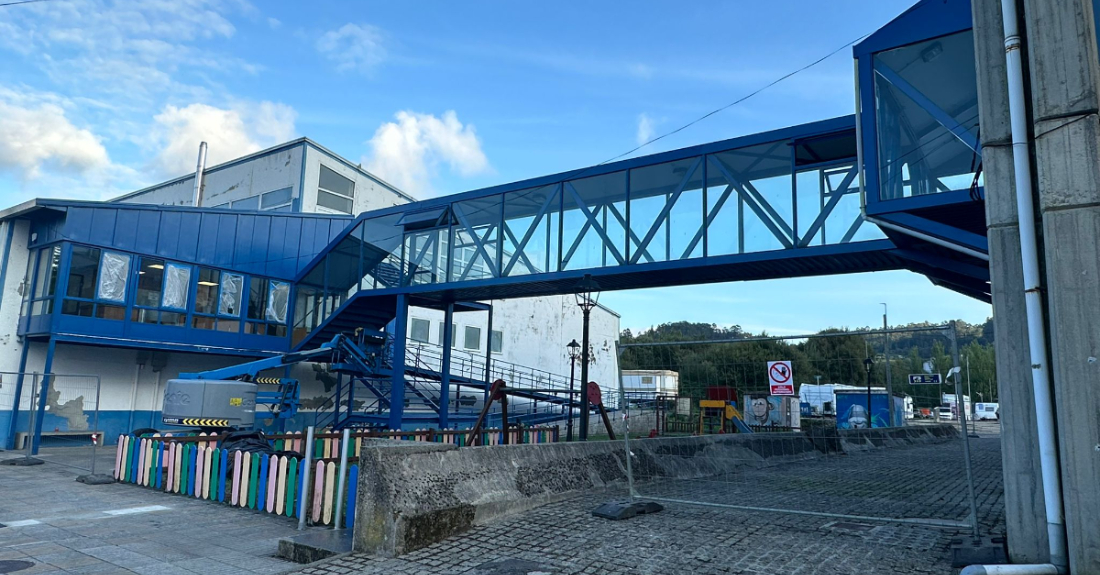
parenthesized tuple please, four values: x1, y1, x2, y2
(836, 392, 891, 429)
(743, 394, 783, 427)
(45, 380, 89, 431)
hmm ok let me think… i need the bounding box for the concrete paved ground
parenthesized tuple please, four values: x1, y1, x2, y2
(0, 446, 302, 574)
(298, 422, 1005, 575)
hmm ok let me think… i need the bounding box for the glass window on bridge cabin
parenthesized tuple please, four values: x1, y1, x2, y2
(464, 326, 481, 351)
(410, 318, 430, 343)
(873, 29, 980, 200)
(132, 258, 191, 327)
(317, 165, 355, 214)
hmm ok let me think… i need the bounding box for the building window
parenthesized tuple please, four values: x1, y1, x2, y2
(438, 322, 458, 347)
(410, 318, 430, 343)
(490, 330, 503, 353)
(464, 326, 481, 351)
(219, 272, 244, 316)
(261, 187, 293, 211)
(317, 165, 355, 214)
(128, 258, 192, 327)
(230, 196, 260, 210)
(28, 245, 60, 315)
(60, 246, 132, 322)
(244, 277, 288, 337)
(136, 258, 165, 307)
(641, 376, 654, 385)
(96, 251, 130, 302)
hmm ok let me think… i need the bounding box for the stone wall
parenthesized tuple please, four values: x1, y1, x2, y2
(353, 424, 959, 556)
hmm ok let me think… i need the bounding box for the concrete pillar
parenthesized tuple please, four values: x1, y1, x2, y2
(971, 0, 1050, 562)
(1024, 0, 1100, 570)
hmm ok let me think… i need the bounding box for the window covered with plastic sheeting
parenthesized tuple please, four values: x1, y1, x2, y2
(96, 251, 130, 302)
(267, 280, 289, 324)
(219, 272, 244, 316)
(162, 263, 190, 310)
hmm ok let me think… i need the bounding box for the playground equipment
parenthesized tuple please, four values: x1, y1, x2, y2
(697, 400, 752, 434)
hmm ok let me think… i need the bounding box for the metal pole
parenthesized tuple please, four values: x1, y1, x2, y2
(865, 363, 872, 426)
(615, 342, 636, 498)
(91, 376, 101, 476)
(484, 302, 494, 407)
(882, 303, 894, 425)
(567, 356, 576, 442)
(950, 321, 981, 539)
(333, 427, 350, 530)
(297, 425, 315, 530)
(23, 373, 37, 461)
(579, 307, 591, 441)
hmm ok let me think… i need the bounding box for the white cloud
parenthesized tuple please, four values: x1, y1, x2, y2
(150, 101, 297, 177)
(0, 0, 256, 107)
(0, 89, 110, 179)
(316, 23, 386, 74)
(267, 17, 282, 29)
(636, 113, 655, 146)
(363, 110, 490, 198)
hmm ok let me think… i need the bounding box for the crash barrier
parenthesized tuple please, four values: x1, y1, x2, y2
(111, 425, 560, 528)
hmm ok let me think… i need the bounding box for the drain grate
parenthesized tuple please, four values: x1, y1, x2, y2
(0, 560, 36, 574)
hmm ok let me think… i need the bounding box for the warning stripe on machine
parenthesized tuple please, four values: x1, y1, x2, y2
(254, 377, 283, 385)
(179, 418, 229, 427)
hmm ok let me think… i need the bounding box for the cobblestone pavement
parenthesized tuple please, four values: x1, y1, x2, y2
(298, 427, 1004, 575)
(0, 447, 301, 574)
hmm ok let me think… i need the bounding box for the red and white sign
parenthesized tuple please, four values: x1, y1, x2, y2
(767, 361, 794, 395)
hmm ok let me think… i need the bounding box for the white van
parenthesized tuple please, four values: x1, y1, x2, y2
(974, 403, 1000, 421)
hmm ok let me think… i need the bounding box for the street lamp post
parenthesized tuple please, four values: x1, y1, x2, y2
(566, 339, 581, 442)
(863, 357, 874, 428)
(575, 274, 601, 441)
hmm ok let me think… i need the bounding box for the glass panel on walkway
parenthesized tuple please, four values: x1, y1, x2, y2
(873, 30, 980, 200)
(503, 184, 560, 276)
(562, 172, 627, 271)
(628, 157, 704, 263)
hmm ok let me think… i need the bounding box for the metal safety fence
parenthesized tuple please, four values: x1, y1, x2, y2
(1, 371, 104, 476)
(614, 322, 990, 535)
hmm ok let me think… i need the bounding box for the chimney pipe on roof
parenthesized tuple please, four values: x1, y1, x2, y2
(191, 141, 208, 207)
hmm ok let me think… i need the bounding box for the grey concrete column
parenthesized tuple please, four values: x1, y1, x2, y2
(972, 0, 1050, 563)
(1024, 0, 1100, 570)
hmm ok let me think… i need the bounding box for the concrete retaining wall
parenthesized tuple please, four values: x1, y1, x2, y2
(353, 424, 958, 556)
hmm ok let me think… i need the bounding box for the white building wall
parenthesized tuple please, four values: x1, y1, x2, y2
(405, 298, 619, 392)
(117, 144, 305, 209)
(300, 146, 410, 215)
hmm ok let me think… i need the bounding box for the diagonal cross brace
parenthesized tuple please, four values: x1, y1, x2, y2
(502, 184, 560, 276)
(708, 158, 794, 249)
(607, 204, 655, 264)
(562, 182, 626, 267)
(797, 166, 858, 247)
(629, 157, 702, 264)
(452, 202, 500, 281)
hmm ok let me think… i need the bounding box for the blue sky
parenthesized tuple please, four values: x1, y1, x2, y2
(0, 0, 992, 333)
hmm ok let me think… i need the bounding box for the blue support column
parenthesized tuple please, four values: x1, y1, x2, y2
(32, 338, 57, 454)
(439, 302, 454, 429)
(388, 294, 408, 430)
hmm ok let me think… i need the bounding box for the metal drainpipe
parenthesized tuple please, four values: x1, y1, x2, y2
(995, 0, 1067, 568)
(191, 142, 208, 207)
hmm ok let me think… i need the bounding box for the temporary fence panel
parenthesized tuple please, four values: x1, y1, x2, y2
(615, 323, 985, 534)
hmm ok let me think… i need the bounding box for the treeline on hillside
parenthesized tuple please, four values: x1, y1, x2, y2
(620, 320, 996, 408)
